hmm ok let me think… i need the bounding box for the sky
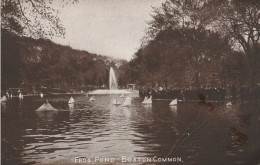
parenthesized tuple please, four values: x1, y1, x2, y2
(51, 0, 165, 61)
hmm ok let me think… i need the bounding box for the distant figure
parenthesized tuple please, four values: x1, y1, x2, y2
(89, 95, 96, 101)
(36, 99, 57, 111)
(40, 92, 44, 98)
(68, 97, 75, 104)
(45, 99, 49, 104)
(6, 92, 9, 98)
(169, 98, 177, 106)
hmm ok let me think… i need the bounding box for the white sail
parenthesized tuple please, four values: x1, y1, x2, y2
(142, 96, 152, 104)
(122, 96, 132, 106)
(169, 99, 177, 106)
(1, 96, 7, 102)
(226, 102, 232, 106)
(68, 97, 75, 104)
(19, 93, 24, 99)
(36, 103, 57, 111)
(89, 96, 96, 101)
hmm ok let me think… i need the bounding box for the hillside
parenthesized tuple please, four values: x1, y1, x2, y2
(1, 30, 129, 92)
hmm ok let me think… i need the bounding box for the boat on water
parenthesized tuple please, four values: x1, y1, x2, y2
(226, 102, 232, 106)
(68, 97, 75, 104)
(122, 96, 132, 106)
(19, 93, 24, 100)
(120, 93, 125, 98)
(142, 96, 152, 104)
(36, 100, 57, 111)
(89, 96, 96, 101)
(1, 96, 7, 102)
(113, 98, 121, 105)
(169, 99, 177, 106)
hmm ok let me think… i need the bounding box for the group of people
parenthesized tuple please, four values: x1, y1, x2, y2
(139, 85, 259, 101)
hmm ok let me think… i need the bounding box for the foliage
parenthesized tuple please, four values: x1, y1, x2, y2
(130, 27, 236, 87)
(130, 0, 258, 87)
(1, 30, 127, 91)
(1, 0, 78, 38)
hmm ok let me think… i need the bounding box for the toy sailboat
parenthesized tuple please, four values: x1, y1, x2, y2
(169, 99, 177, 106)
(122, 96, 132, 106)
(68, 97, 75, 104)
(89, 96, 96, 101)
(113, 98, 121, 105)
(142, 96, 152, 104)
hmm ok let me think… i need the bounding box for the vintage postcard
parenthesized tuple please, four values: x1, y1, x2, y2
(1, 0, 260, 165)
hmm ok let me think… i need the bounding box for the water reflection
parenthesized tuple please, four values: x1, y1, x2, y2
(1, 95, 260, 165)
(68, 103, 75, 110)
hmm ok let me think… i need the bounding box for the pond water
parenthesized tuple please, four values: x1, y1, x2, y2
(1, 94, 260, 165)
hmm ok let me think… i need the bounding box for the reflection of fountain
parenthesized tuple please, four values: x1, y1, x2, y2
(89, 67, 137, 95)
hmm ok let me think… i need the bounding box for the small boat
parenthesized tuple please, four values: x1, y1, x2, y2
(36, 103, 57, 111)
(36, 100, 57, 111)
(19, 93, 24, 100)
(142, 96, 152, 104)
(122, 96, 132, 106)
(89, 96, 96, 101)
(68, 97, 75, 104)
(1, 96, 7, 102)
(120, 93, 125, 98)
(113, 98, 121, 105)
(226, 102, 232, 106)
(169, 99, 177, 106)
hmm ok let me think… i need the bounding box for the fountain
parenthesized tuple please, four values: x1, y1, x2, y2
(88, 67, 137, 95)
(109, 67, 118, 90)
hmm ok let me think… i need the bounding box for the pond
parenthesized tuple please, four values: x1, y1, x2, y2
(1, 94, 260, 165)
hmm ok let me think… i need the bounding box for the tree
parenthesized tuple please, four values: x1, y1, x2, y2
(1, 0, 78, 38)
(132, 0, 232, 87)
(205, 0, 260, 85)
(142, 0, 208, 46)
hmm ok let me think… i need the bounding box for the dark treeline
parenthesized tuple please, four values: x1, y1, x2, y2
(1, 30, 128, 92)
(129, 28, 243, 87)
(127, 0, 260, 91)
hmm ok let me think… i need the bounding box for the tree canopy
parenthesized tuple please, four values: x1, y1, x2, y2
(130, 0, 259, 87)
(1, 0, 78, 38)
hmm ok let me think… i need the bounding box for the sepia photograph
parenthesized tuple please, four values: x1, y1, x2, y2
(1, 0, 260, 164)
